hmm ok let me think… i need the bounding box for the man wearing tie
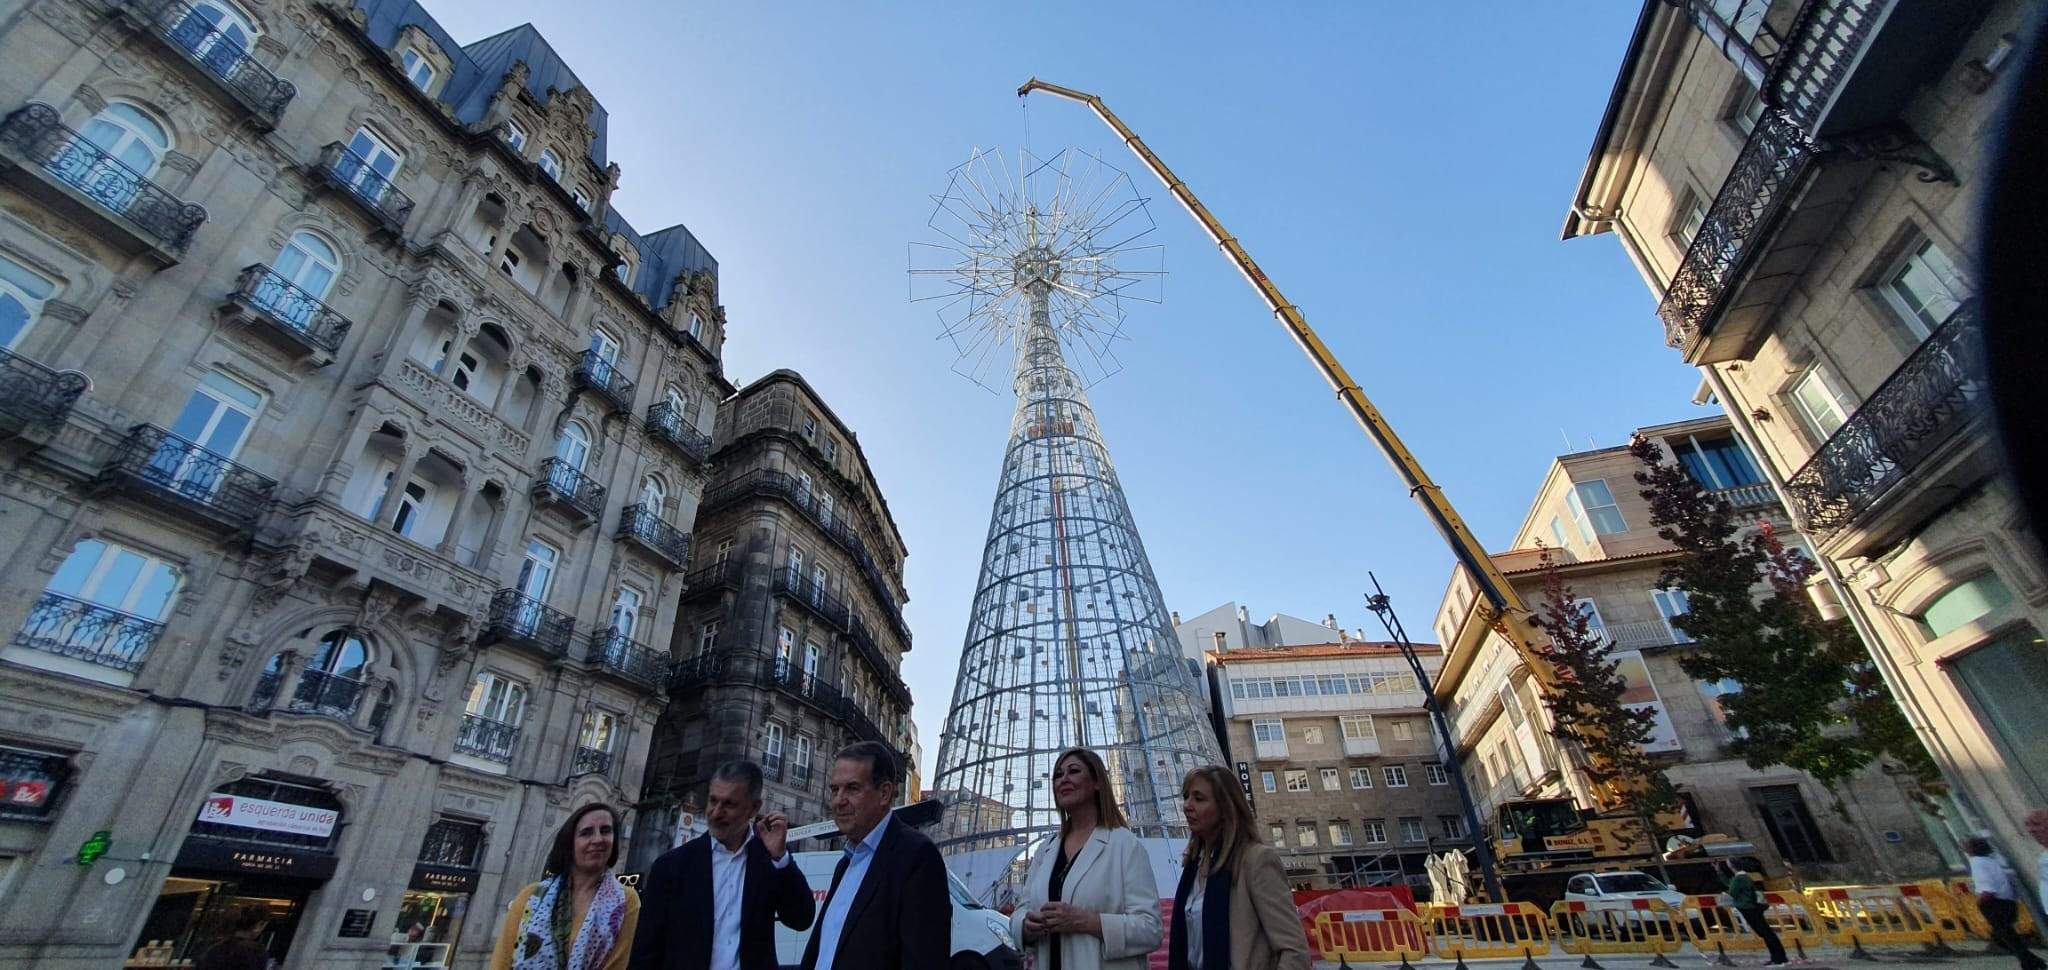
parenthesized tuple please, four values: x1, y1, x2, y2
(802, 741, 950, 970)
(629, 761, 815, 970)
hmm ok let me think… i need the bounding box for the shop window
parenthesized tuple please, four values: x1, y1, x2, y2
(1946, 624, 2048, 807)
(1749, 784, 1833, 863)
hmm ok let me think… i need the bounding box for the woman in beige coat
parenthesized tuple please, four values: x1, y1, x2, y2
(1010, 748, 1164, 970)
(1168, 766, 1310, 970)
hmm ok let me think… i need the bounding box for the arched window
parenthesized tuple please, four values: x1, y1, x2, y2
(1916, 573, 2015, 639)
(639, 475, 666, 513)
(536, 149, 562, 182)
(556, 422, 591, 471)
(0, 253, 57, 351)
(665, 384, 688, 419)
(170, 0, 258, 68)
(308, 629, 369, 680)
(259, 629, 373, 719)
(80, 103, 171, 177)
(274, 230, 340, 301)
(610, 586, 643, 640)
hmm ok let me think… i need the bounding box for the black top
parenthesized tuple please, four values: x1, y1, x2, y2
(626, 833, 815, 970)
(1047, 844, 1076, 970)
(796, 820, 952, 970)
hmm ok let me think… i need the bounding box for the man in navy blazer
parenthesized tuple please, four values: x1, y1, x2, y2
(629, 760, 815, 970)
(800, 741, 949, 970)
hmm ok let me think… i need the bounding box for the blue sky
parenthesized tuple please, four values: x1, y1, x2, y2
(420, 1, 1700, 783)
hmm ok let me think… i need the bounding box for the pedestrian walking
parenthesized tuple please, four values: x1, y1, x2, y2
(1169, 765, 1310, 970)
(799, 741, 949, 970)
(490, 802, 641, 970)
(1970, 835, 2048, 970)
(1012, 748, 1163, 970)
(628, 760, 814, 970)
(1721, 860, 1786, 966)
(194, 909, 269, 970)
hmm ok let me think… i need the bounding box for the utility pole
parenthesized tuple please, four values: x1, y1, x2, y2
(1365, 572, 1505, 903)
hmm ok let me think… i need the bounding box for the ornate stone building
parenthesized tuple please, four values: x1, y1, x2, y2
(0, 0, 728, 966)
(635, 370, 913, 866)
(1559, 0, 2044, 880)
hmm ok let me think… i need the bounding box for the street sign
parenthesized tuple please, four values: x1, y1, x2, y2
(77, 830, 110, 867)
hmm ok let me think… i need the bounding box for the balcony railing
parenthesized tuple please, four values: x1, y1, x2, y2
(773, 572, 851, 631)
(1657, 109, 1814, 351)
(0, 347, 89, 433)
(99, 424, 276, 532)
(573, 351, 636, 413)
(12, 591, 163, 673)
(763, 657, 843, 709)
(1601, 620, 1688, 650)
(704, 469, 912, 645)
(682, 560, 741, 599)
(644, 401, 712, 464)
(0, 103, 205, 255)
(484, 588, 574, 659)
(669, 650, 731, 692)
(533, 458, 606, 523)
(119, 0, 296, 127)
(317, 142, 413, 233)
(1784, 301, 1985, 538)
(1710, 481, 1778, 511)
(572, 746, 612, 776)
(227, 264, 351, 354)
(289, 668, 365, 720)
(455, 714, 519, 763)
(846, 617, 912, 708)
(592, 627, 670, 688)
(617, 504, 691, 568)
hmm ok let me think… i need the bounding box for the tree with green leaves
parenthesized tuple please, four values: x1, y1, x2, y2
(1527, 547, 1682, 862)
(1628, 436, 1939, 793)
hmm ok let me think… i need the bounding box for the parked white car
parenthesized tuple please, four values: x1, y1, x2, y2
(773, 849, 1023, 970)
(1563, 870, 1688, 910)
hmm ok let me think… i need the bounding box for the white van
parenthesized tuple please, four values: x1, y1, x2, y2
(773, 850, 1023, 970)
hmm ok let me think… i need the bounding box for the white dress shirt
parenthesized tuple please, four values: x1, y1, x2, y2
(812, 812, 892, 970)
(1973, 853, 2017, 900)
(1184, 873, 1207, 970)
(709, 830, 791, 970)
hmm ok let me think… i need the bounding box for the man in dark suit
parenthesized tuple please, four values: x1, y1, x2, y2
(629, 760, 815, 970)
(801, 741, 950, 970)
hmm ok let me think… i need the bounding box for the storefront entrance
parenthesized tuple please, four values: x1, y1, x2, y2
(383, 817, 487, 969)
(134, 871, 309, 966)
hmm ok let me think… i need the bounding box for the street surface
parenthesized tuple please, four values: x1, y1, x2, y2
(1315, 942, 2037, 969)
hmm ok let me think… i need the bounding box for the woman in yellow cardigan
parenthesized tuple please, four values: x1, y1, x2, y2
(489, 802, 640, 970)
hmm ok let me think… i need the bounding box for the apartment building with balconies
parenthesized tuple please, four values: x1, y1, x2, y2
(1431, 415, 1946, 883)
(1559, 0, 2044, 877)
(1206, 641, 1469, 893)
(0, 1, 731, 966)
(634, 370, 914, 864)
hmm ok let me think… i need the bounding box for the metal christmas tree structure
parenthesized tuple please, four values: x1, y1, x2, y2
(914, 148, 1223, 856)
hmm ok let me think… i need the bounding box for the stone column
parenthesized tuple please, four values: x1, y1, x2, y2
(437, 473, 478, 559)
(318, 411, 381, 503)
(269, 650, 305, 711)
(374, 444, 424, 529)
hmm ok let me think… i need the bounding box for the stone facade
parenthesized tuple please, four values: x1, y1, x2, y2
(1209, 642, 1470, 893)
(0, 1, 730, 966)
(634, 370, 913, 868)
(1432, 415, 1949, 885)
(1561, 0, 2046, 882)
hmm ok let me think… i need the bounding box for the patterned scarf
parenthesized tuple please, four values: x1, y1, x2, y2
(514, 872, 627, 970)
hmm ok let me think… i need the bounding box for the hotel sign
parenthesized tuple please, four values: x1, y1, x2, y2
(199, 791, 339, 838)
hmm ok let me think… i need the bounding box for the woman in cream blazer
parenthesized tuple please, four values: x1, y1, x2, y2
(1010, 748, 1164, 970)
(1168, 766, 1310, 970)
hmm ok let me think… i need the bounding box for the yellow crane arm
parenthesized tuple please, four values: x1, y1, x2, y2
(1017, 78, 1591, 770)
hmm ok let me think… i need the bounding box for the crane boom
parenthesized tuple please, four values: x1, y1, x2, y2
(1016, 77, 1617, 806)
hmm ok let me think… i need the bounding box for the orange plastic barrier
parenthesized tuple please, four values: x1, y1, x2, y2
(1423, 901, 1551, 960)
(1550, 897, 1684, 956)
(1806, 884, 1947, 949)
(1676, 892, 1825, 953)
(1310, 909, 1429, 962)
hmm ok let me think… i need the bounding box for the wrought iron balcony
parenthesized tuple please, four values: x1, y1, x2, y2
(483, 588, 574, 659)
(226, 263, 352, 357)
(762, 657, 846, 713)
(288, 668, 364, 719)
(532, 457, 606, 524)
(644, 401, 711, 464)
(455, 714, 519, 763)
(12, 591, 164, 673)
(316, 142, 413, 234)
(97, 424, 276, 534)
(846, 617, 913, 708)
(116, 0, 296, 128)
(1783, 301, 1985, 538)
(617, 503, 691, 568)
(668, 650, 731, 693)
(703, 469, 912, 645)
(0, 103, 206, 257)
(572, 746, 613, 776)
(573, 351, 636, 413)
(591, 627, 670, 689)
(0, 347, 88, 436)
(773, 571, 851, 631)
(1656, 109, 1814, 353)
(681, 560, 741, 600)
(251, 668, 282, 708)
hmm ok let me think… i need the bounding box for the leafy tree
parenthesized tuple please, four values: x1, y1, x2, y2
(1628, 436, 1938, 792)
(1527, 547, 1681, 857)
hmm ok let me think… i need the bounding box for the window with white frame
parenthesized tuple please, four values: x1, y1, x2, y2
(1340, 715, 1375, 741)
(399, 47, 435, 91)
(502, 121, 527, 151)
(763, 722, 784, 771)
(1383, 765, 1409, 787)
(1401, 817, 1427, 842)
(1440, 815, 1466, 839)
(1791, 368, 1857, 440)
(81, 103, 171, 177)
(1566, 480, 1627, 537)
(688, 310, 705, 342)
(800, 415, 817, 440)
(572, 187, 592, 213)
(1547, 516, 1570, 551)
(0, 254, 57, 352)
(1260, 770, 1277, 793)
(1295, 821, 1316, 847)
(1302, 725, 1324, 745)
(1575, 598, 1608, 640)
(824, 438, 839, 462)
(1329, 821, 1354, 846)
(1269, 823, 1286, 847)
(1731, 77, 1765, 134)
(579, 710, 617, 753)
(1653, 588, 1693, 644)
(1252, 720, 1285, 744)
(1284, 769, 1310, 793)
(1426, 764, 1449, 786)
(536, 149, 562, 182)
(466, 671, 527, 726)
(1363, 820, 1387, 844)
(343, 126, 403, 192)
(776, 627, 795, 672)
(34, 539, 180, 635)
(1878, 236, 1967, 340)
(1349, 767, 1373, 789)
(1674, 190, 1708, 248)
(714, 538, 732, 565)
(1391, 721, 1413, 742)
(696, 620, 719, 656)
(792, 734, 813, 784)
(1320, 767, 1340, 791)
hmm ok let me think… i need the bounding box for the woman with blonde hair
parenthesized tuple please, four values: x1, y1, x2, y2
(490, 802, 640, 970)
(1011, 748, 1163, 970)
(1170, 765, 1309, 970)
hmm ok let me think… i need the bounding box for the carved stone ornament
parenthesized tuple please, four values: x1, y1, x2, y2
(358, 584, 404, 630)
